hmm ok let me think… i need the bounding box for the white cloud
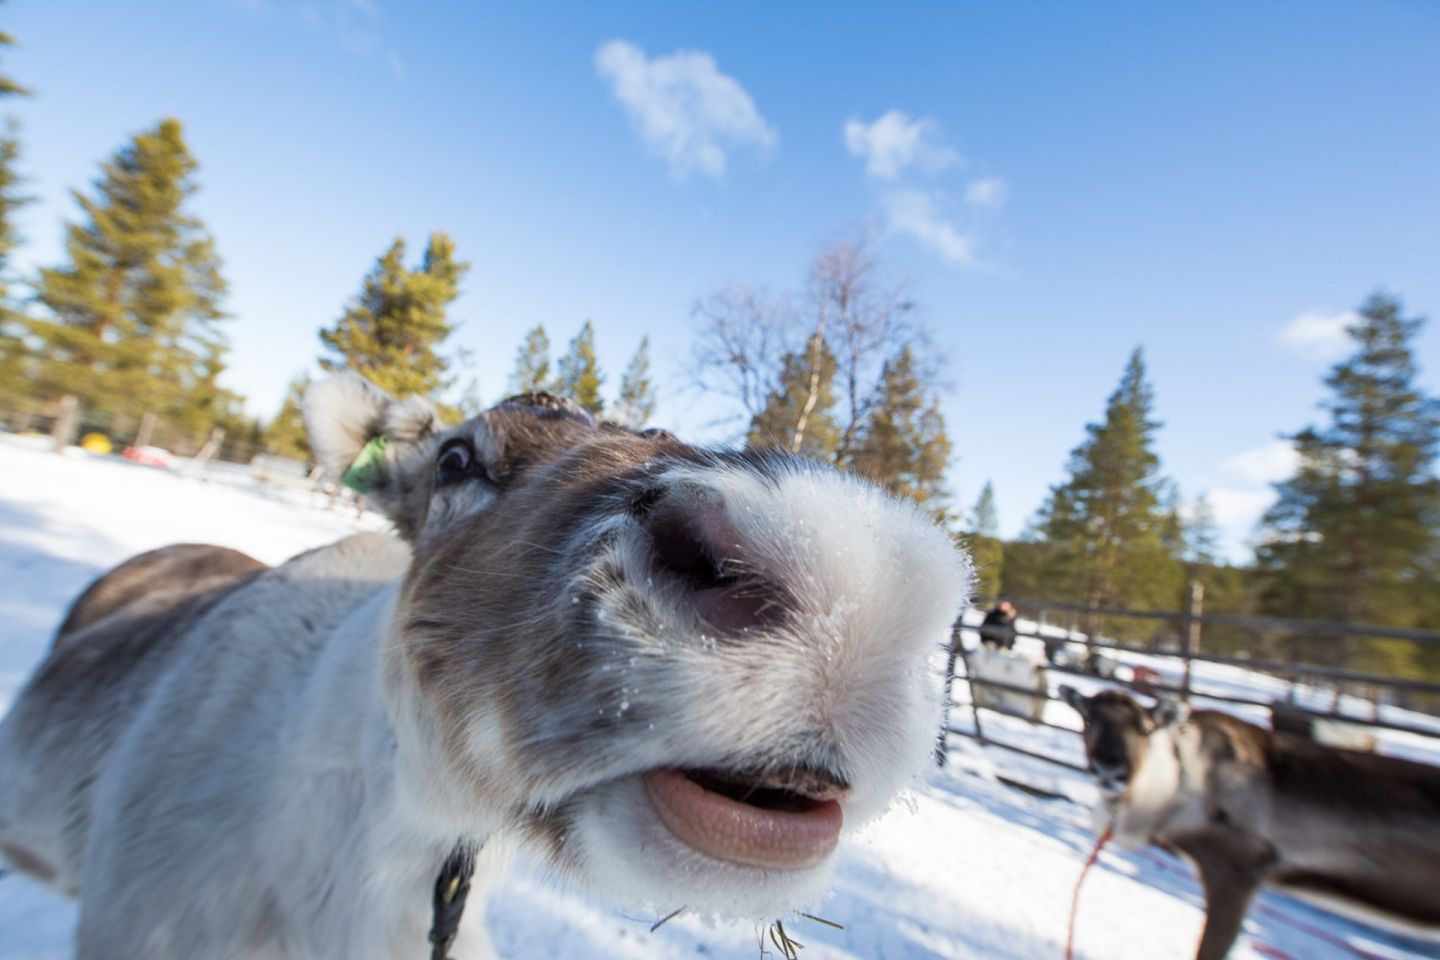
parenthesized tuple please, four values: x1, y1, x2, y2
(1207, 488, 1275, 531)
(843, 110, 960, 181)
(1220, 441, 1298, 485)
(884, 190, 978, 268)
(595, 40, 777, 180)
(242, 0, 402, 75)
(964, 176, 1008, 208)
(1206, 487, 1277, 560)
(1276, 310, 1359, 361)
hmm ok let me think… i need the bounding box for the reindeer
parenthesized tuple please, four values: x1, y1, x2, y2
(1059, 685, 1440, 960)
(0, 374, 970, 960)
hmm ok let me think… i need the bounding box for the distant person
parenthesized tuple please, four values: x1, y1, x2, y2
(978, 599, 1018, 651)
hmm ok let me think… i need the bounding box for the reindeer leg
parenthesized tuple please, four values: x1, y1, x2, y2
(1170, 830, 1274, 960)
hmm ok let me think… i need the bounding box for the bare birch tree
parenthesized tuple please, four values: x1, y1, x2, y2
(690, 234, 937, 467)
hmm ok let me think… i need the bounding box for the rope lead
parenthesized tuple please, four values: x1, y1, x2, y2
(1065, 823, 1114, 960)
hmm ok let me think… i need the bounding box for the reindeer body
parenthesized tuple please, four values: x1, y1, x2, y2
(0, 376, 971, 960)
(0, 535, 459, 958)
(1061, 687, 1440, 960)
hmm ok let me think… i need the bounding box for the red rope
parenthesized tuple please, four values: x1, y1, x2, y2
(1065, 825, 1114, 960)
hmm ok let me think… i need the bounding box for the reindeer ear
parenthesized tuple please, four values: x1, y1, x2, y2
(304, 373, 442, 540)
(1150, 697, 1190, 729)
(1058, 684, 1088, 714)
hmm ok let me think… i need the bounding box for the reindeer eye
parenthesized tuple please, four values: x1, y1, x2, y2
(435, 439, 476, 487)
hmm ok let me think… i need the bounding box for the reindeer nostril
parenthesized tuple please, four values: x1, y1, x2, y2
(643, 503, 784, 635)
(647, 509, 732, 592)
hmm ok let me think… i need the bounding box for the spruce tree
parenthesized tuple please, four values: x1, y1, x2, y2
(319, 233, 468, 402)
(0, 120, 30, 398)
(1257, 293, 1440, 635)
(508, 325, 553, 395)
(850, 345, 951, 510)
(1184, 495, 1221, 568)
(261, 373, 312, 461)
(31, 118, 231, 434)
(555, 320, 605, 415)
(747, 331, 841, 459)
(0, 19, 27, 397)
(965, 481, 1004, 599)
(1034, 348, 1181, 611)
(451, 346, 484, 419)
(615, 336, 657, 427)
(970, 481, 1000, 538)
(0, 22, 29, 98)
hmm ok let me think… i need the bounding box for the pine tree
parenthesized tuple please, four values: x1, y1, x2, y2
(555, 320, 604, 415)
(1034, 348, 1182, 611)
(508, 325, 553, 395)
(261, 373, 312, 461)
(31, 118, 232, 434)
(970, 481, 1000, 538)
(451, 346, 484, 419)
(0, 18, 28, 397)
(850, 345, 951, 510)
(964, 481, 1004, 599)
(747, 331, 841, 459)
(1184, 495, 1221, 568)
(615, 336, 657, 427)
(1257, 293, 1440, 636)
(319, 233, 468, 402)
(0, 120, 30, 398)
(0, 22, 29, 98)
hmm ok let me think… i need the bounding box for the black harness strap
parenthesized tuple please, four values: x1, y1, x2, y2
(428, 842, 477, 960)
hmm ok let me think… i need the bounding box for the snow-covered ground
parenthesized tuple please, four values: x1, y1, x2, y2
(1, 436, 1436, 960)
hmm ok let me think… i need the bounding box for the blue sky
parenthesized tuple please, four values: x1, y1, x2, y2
(7, 0, 1440, 562)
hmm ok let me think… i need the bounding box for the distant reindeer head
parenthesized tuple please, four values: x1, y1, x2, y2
(1060, 685, 1188, 797)
(306, 373, 971, 920)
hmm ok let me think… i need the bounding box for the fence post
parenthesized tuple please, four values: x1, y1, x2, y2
(188, 428, 225, 476)
(962, 648, 986, 746)
(1180, 579, 1204, 702)
(51, 395, 79, 452)
(134, 410, 158, 450)
(936, 619, 965, 766)
(1081, 602, 1097, 673)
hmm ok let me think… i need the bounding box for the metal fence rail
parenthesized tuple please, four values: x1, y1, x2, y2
(939, 600, 1440, 777)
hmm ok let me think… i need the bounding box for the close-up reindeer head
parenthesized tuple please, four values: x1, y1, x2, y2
(306, 373, 972, 920)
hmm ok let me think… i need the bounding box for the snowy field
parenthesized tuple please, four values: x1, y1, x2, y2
(1, 436, 1436, 960)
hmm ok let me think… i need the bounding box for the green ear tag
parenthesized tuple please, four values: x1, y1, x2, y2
(341, 435, 389, 494)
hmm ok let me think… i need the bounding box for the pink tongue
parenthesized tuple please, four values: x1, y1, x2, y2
(643, 769, 843, 870)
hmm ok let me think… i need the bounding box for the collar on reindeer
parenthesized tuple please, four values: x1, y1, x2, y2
(429, 842, 478, 960)
(340, 435, 389, 494)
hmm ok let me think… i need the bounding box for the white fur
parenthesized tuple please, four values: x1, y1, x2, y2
(1108, 725, 1185, 848)
(0, 381, 972, 958)
(304, 374, 439, 479)
(545, 464, 971, 918)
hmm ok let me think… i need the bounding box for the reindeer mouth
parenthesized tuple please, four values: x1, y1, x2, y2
(641, 767, 846, 870)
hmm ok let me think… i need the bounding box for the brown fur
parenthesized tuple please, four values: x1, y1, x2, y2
(1063, 686, 1440, 959)
(397, 417, 798, 803)
(55, 544, 266, 642)
(6, 547, 269, 888)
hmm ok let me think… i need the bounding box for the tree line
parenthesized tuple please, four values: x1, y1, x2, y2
(0, 19, 657, 461)
(1, 18, 1438, 674)
(978, 296, 1440, 682)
